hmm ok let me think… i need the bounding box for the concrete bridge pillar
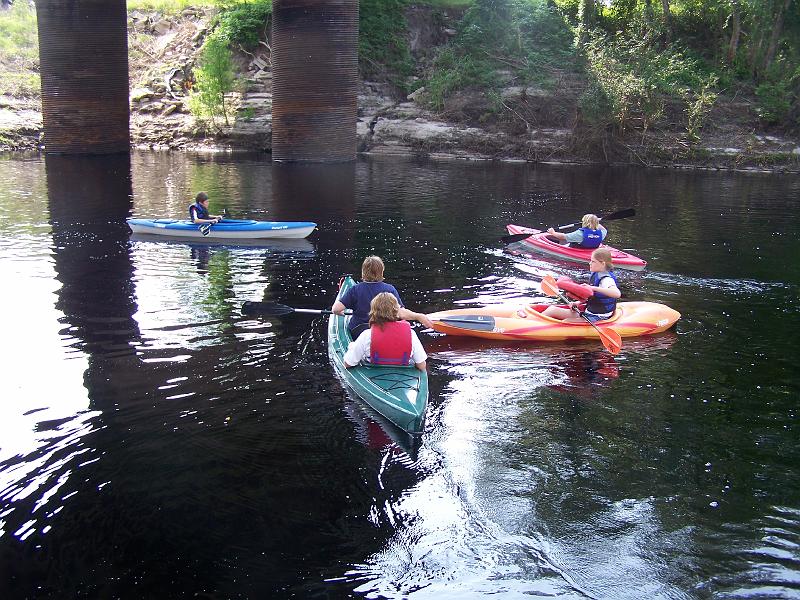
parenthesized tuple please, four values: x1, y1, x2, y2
(271, 0, 359, 162)
(35, 0, 130, 154)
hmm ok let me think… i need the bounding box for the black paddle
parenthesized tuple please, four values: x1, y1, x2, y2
(199, 209, 227, 236)
(242, 301, 351, 317)
(501, 208, 636, 244)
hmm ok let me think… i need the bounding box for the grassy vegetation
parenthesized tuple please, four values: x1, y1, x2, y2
(359, 0, 414, 87)
(423, 0, 577, 115)
(0, 2, 38, 99)
(126, 0, 245, 12)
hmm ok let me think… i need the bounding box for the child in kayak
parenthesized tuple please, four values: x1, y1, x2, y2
(189, 192, 223, 224)
(542, 248, 621, 323)
(546, 213, 607, 249)
(344, 293, 427, 371)
(331, 255, 433, 338)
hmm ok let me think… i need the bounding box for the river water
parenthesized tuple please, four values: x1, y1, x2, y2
(0, 152, 798, 599)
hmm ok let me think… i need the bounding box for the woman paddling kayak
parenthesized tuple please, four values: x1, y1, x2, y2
(545, 213, 607, 249)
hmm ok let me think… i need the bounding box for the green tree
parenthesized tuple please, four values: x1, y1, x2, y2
(189, 36, 236, 127)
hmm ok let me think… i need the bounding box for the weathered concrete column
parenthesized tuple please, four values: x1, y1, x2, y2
(271, 0, 358, 162)
(35, 0, 130, 154)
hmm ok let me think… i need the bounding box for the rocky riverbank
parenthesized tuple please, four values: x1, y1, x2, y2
(1, 5, 799, 172)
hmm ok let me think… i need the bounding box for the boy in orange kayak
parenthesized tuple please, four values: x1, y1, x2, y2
(546, 213, 607, 248)
(542, 248, 621, 323)
(343, 293, 427, 371)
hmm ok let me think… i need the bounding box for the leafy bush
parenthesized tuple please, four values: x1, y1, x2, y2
(425, 47, 497, 110)
(189, 36, 236, 126)
(756, 79, 792, 124)
(213, 0, 272, 49)
(359, 0, 413, 83)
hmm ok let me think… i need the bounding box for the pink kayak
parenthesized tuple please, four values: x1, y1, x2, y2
(505, 224, 647, 271)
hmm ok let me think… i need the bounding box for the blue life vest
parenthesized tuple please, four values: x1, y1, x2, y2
(585, 271, 617, 315)
(578, 227, 603, 249)
(189, 202, 209, 220)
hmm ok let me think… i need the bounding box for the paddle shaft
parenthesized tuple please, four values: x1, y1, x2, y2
(242, 300, 351, 316)
(556, 208, 635, 230)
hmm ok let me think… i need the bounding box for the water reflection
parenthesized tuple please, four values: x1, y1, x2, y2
(1, 154, 138, 548)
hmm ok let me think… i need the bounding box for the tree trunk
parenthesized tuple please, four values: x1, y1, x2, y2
(726, 0, 741, 65)
(762, 0, 792, 74)
(577, 0, 595, 45)
(661, 0, 672, 47)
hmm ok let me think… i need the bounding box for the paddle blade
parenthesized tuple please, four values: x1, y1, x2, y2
(595, 326, 622, 355)
(602, 208, 635, 222)
(241, 301, 295, 316)
(501, 232, 535, 244)
(540, 274, 560, 297)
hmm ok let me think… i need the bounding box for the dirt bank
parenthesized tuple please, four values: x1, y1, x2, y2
(1, 6, 799, 173)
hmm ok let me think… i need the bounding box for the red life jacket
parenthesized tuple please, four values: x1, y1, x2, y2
(370, 321, 412, 366)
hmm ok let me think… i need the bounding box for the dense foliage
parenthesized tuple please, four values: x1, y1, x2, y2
(359, 0, 414, 84)
(414, 0, 799, 138)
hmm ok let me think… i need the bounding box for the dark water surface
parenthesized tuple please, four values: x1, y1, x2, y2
(1, 152, 799, 599)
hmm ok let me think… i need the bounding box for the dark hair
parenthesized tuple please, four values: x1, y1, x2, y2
(195, 191, 209, 203)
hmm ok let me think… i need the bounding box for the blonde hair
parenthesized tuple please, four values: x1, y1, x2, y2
(361, 256, 385, 282)
(581, 214, 600, 229)
(369, 292, 401, 328)
(592, 248, 613, 269)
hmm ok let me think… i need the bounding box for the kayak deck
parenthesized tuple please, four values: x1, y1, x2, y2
(327, 276, 428, 433)
(505, 224, 647, 271)
(430, 301, 679, 342)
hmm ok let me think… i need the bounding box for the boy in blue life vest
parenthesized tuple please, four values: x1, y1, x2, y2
(546, 213, 607, 248)
(189, 191, 223, 225)
(331, 255, 433, 339)
(542, 248, 621, 323)
(343, 293, 427, 371)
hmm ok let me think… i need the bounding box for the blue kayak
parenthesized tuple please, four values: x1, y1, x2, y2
(126, 218, 316, 239)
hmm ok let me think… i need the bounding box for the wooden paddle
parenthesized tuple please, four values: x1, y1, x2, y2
(501, 208, 636, 244)
(242, 301, 351, 316)
(540, 274, 622, 355)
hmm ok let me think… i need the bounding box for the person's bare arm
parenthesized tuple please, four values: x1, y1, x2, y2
(399, 307, 434, 329)
(332, 300, 347, 315)
(546, 228, 567, 241)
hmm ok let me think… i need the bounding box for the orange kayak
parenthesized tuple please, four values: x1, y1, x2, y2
(429, 302, 680, 342)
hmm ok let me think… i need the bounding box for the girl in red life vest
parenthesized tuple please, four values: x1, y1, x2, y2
(542, 248, 621, 323)
(343, 292, 427, 372)
(546, 213, 607, 248)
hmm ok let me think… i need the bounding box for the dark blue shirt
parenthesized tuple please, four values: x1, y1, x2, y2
(340, 281, 403, 332)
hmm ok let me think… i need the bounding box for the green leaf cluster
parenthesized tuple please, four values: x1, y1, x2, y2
(212, 0, 272, 49)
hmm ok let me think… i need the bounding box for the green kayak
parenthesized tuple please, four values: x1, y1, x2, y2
(327, 276, 429, 434)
